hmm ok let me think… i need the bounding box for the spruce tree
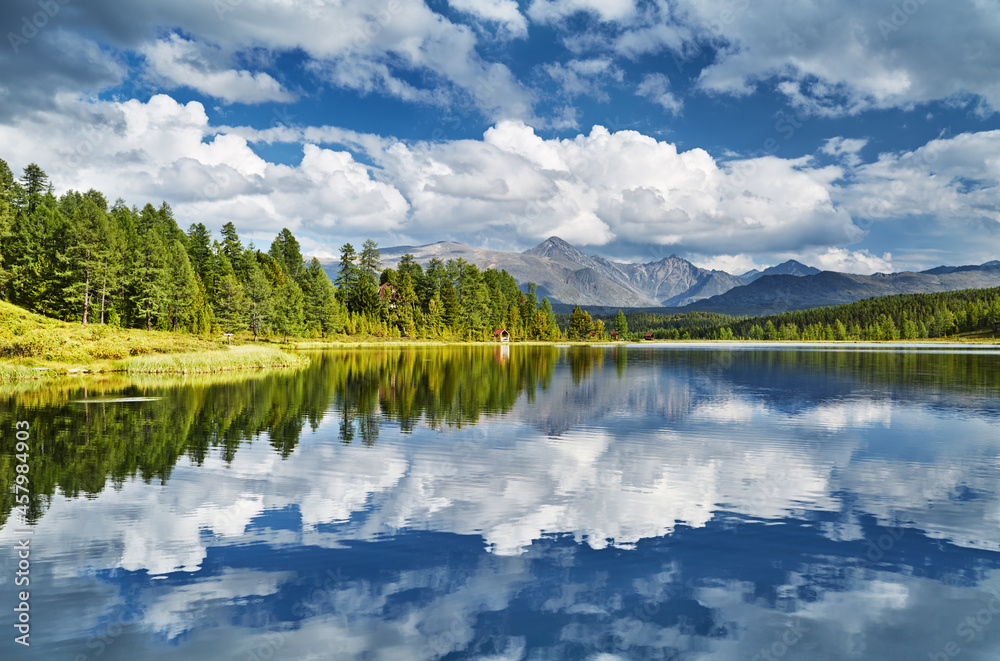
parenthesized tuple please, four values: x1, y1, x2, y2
(61, 197, 111, 324)
(568, 305, 593, 340)
(336, 243, 359, 307)
(315, 276, 344, 337)
(614, 309, 628, 337)
(109, 201, 140, 326)
(214, 273, 249, 336)
(300, 257, 329, 335)
(425, 295, 443, 336)
(273, 278, 305, 343)
(244, 260, 274, 341)
(164, 240, 200, 332)
(359, 239, 381, 279)
(540, 297, 558, 339)
(0, 159, 19, 291)
(217, 221, 251, 282)
(132, 227, 170, 331)
(268, 228, 305, 283)
(186, 223, 213, 282)
(351, 273, 383, 319)
(420, 257, 445, 307)
(440, 281, 460, 332)
(5, 203, 45, 309)
(20, 163, 48, 214)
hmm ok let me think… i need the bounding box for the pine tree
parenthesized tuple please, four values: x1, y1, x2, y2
(61, 196, 111, 324)
(316, 278, 345, 337)
(268, 228, 305, 283)
(359, 239, 381, 279)
(780, 323, 799, 341)
(352, 272, 383, 319)
(220, 221, 248, 280)
(132, 228, 170, 331)
(156, 202, 186, 246)
(458, 264, 489, 335)
(540, 297, 558, 339)
(273, 278, 305, 343)
(220, 221, 242, 260)
(396, 272, 419, 335)
(986, 299, 1000, 332)
(214, 273, 249, 336)
(425, 295, 443, 336)
(420, 257, 445, 308)
(5, 203, 46, 309)
(109, 201, 140, 326)
(336, 243, 359, 307)
(186, 223, 213, 282)
(568, 305, 593, 340)
(20, 163, 49, 215)
(614, 309, 628, 337)
(881, 315, 899, 341)
(0, 159, 19, 292)
(397, 253, 423, 288)
(164, 240, 200, 332)
(300, 257, 337, 336)
(244, 260, 274, 341)
(533, 308, 553, 340)
(92, 205, 125, 325)
(441, 281, 460, 332)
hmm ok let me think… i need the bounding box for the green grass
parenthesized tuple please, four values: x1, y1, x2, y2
(0, 301, 307, 380)
(0, 300, 219, 361)
(119, 344, 308, 374)
(0, 363, 48, 383)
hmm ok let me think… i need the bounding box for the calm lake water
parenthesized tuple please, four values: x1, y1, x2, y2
(3, 344, 1000, 660)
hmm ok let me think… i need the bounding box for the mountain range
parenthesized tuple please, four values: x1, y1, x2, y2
(320, 237, 1000, 316)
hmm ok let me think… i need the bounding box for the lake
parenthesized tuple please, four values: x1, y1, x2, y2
(2, 344, 1000, 660)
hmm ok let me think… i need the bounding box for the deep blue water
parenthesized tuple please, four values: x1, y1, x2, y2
(2, 344, 1000, 660)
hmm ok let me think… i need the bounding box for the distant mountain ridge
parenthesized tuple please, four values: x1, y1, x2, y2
(320, 237, 1000, 314)
(739, 260, 821, 283)
(687, 264, 1000, 315)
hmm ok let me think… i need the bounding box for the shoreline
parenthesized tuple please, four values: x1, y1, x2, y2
(0, 344, 309, 383)
(4, 335, 998, 384)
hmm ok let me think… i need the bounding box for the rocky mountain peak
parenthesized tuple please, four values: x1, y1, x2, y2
(523, 236, 592, 264)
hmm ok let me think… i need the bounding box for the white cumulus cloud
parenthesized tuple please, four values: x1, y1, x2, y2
(635, 72, 682, 114)
(448, 0, 529, 37)
(143, 34, 298, 104)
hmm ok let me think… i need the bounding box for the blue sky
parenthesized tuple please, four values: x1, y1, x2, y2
(1, 0, 999, 273)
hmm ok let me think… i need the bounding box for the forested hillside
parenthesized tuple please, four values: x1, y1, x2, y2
(607, 287, 1000, 340)
(0, 159, 563, 341)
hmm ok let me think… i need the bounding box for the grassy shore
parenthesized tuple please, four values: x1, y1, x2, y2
(0, 301, 307, 382)
(3, 299, 996, 383)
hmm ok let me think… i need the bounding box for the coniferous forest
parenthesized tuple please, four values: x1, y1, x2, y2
(3, 158, 998, 345)
(0, 159, 563, 342)
(591, 288, 1000, 341)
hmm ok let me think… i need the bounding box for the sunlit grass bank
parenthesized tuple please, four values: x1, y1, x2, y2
(119, 345, 308, 374)
(0, 301, 307, 381)
(0, 300, 217, 359)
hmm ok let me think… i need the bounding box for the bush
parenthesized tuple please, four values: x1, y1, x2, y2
(0, 329, 72, 359)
